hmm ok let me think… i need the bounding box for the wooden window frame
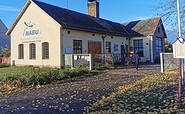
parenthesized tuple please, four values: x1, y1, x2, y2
(105, 41, 111, 54)
(133, 39, 144, 57)
(42, 42, 49, 59)
(29, 43, 36, 59)
(18, 44, 24, 59)
(73, 40, 82, 54)
(156, 37, 162, 54)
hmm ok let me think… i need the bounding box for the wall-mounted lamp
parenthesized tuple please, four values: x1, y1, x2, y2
(102, 34, 107, 39)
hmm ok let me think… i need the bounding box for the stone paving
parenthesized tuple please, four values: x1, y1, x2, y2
(0, 64, 160, 114)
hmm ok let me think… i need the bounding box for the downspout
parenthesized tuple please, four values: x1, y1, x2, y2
(102, 34, 107, 64)
(60, 22, 67, 68)
(60, 27, 64, 68)
(128, 37, 131, 64)
(121, 25, 132, 64)
(150, 35, 154, 63)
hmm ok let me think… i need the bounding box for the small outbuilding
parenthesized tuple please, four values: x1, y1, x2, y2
(123, 17, 167, 63)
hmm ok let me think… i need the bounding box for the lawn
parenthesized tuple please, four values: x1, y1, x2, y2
(0, 66, 91, 94)
(0, 66, 52, 80)
(85, 72, 185, 113)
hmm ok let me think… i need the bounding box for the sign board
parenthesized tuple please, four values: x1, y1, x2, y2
(65, 54, 72, 66)
(23, 21, 41, 36)
(173, 44, 185, 58)
(65, 48, 73, 54)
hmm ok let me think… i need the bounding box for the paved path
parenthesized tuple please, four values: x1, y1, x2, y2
(0, 64, 160, 114)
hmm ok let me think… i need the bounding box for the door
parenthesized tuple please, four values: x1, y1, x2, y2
(88, 41, 101, 54)
(88, 41, 101, 65)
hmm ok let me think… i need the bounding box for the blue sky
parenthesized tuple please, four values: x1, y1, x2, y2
(0, 0, 178, 42)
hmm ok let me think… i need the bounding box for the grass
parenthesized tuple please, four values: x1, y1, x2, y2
(84, 71, 185, 113)
(0, 66, 92, 94)
(0, 65, 112, 95)
(0, 66, 51, 80)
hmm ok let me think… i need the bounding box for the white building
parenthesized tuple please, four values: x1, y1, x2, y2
(123, 18, 167, 63)
(7, 0, 167, 68)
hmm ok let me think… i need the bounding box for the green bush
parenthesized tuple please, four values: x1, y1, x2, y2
(0, 66, 102, 94)
(68, 67, 89, 78)
(27, 74, 47, 85)
(0, 64, 10, 68)
(94, 65, 115, 71)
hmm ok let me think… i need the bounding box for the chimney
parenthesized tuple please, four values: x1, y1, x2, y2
(88, 0, 99, 18)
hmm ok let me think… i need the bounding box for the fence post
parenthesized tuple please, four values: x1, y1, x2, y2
(160, 53, 164, 72)
(71, 54, 74, 68)
(89, 54, 93, 70)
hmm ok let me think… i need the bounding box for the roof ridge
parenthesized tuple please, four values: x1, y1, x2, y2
(122, 17, 161, 24)
(32, 0, 129, 36)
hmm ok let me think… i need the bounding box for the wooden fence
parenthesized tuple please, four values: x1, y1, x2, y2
(160, 53, 178, 72)
(0, 57, 10, 64)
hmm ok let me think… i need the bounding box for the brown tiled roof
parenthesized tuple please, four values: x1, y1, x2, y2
(123, 17, 164, 37)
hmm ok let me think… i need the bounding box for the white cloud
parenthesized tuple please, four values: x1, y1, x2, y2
(123, 16, 156, 22)
(136, 16, 154, 20)
(0, 5, 20, 12)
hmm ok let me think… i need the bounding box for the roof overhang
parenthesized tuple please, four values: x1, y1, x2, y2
(6, 0, 32, 35)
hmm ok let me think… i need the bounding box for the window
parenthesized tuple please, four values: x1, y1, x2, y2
(73, 40, 82, 54)
(156, 37, 162, 54)
(42, 42, 49, 59)
(105, 41, 111, 53)
(29, 43, 36, 59)
(133, 39, 143, 57)
(18, 44, 24, 59)
(158, 28, 160, 33)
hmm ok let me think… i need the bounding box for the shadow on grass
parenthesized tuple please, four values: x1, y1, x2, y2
(86, 83, 185, 113)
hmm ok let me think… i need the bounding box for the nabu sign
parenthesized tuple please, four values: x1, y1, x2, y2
(23, 22, 40, 36)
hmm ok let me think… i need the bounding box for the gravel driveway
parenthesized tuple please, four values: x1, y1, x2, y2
(0, 64, 160, 114)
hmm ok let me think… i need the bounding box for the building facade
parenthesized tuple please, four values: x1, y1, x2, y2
(7, 0, 166, 68)
(123, 18, 166, 63)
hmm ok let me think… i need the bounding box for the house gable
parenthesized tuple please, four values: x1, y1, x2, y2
(7, 0, 61, 36)
(12, 1, 60, 34)
(0, 19, 8, 33)
(0, 19, 10, 50)
(9, 0, 62, 67)
(153, 19, 167, 38)
(122, 17, 167, 38)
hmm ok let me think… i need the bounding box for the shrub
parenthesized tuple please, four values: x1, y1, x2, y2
(68, 67, 89, 78)
(94, 65, 115, 71)
(0, 64, 10, 68)
(0, 66, 94, 94)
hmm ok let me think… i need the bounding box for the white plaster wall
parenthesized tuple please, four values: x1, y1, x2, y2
(11, 2, 61, 68)
(61, 29, 128, 65)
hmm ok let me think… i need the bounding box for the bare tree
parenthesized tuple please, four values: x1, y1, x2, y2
(157, 0, 185, 35)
